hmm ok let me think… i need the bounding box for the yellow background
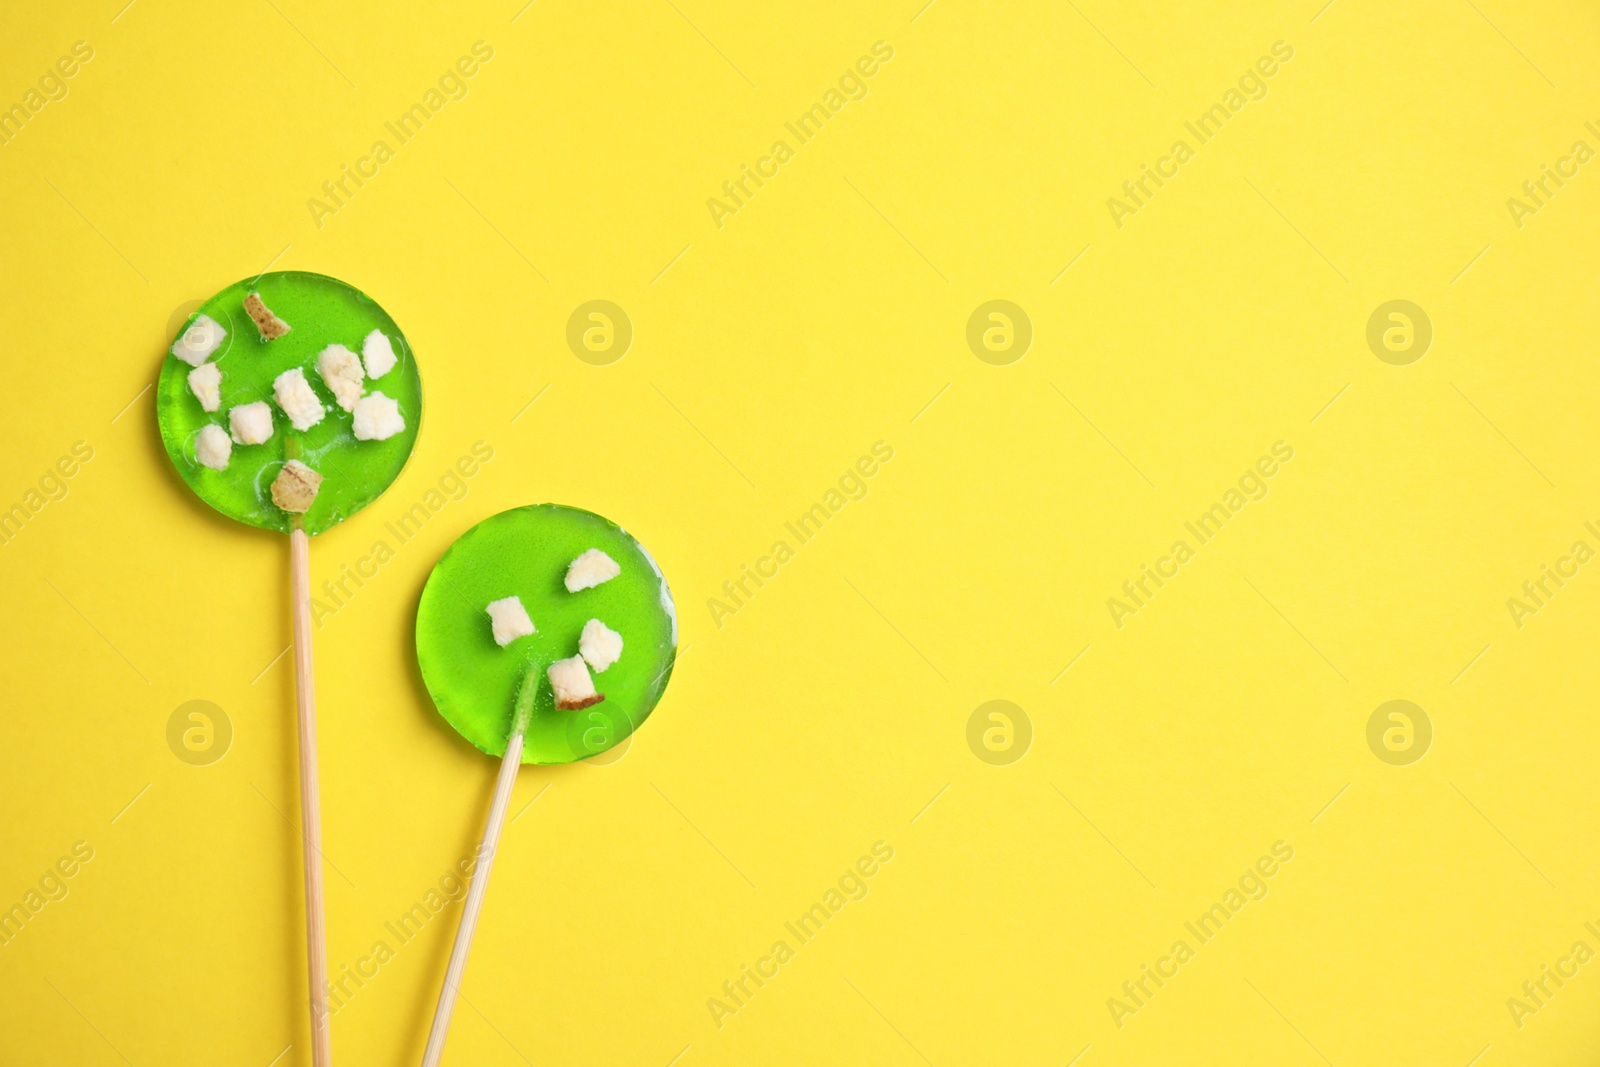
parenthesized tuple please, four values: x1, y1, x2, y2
(2, 0, 1598, 1063)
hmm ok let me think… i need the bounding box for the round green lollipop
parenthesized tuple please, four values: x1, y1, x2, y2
(157, 270, 422, 535)
(156, 271, 422, 1067)
(414, 505, 677, 1063)
(416, 504, 678, 764)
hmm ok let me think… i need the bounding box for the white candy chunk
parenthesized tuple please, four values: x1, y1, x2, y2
(485, 596, 536, 647)
(548, 654, 603, 710)
(228, 401, 274, 445)
(316, 344, 364, 412)
(579, 618, 623, 672)
(195, 424, 231, 470)
(565, 549, 620, 592)
(362, 330, 397, 379)
(171, 314, 226, 366)
(352, 391, 405, 441)
(187, 362, 222, 412)
(273, 367, 325, 432)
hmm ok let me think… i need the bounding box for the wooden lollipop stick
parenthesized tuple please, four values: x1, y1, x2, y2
(421, 666, 538, 1067)
(290, 527, 333, 1067)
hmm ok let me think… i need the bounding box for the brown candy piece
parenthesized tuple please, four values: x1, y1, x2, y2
(244, 292, 291, 340)
(270, 460, 322, 513)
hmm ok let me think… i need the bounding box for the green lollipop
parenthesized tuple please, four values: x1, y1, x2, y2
(157, 270, 422, 534)
(416, 504, 677, 764)
(414, 505, 677, 1063)
(157, 271, 422, 1067)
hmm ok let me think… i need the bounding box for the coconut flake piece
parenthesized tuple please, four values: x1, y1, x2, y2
(316, 344, 364, 412)
(273, 367, 326, 432)
(243, 292, 291, 340)
(228, 401, 274, 445)
(565, 549, 620, 592)
(270, 460, 323, 513)
(187, 362, 222, 412)
(171, 314, 227, 366)
(195, 424, 231, 470)
(485, 596, 536, 647)
(362, 330, 397, 379)
(548, 655, 603, 710)
(352, 391, 404, 441)
(579, 619, 623, 672)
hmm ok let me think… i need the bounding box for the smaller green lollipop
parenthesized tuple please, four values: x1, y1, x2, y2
(156, 271, 423, 1067)
(414, 505, 677, 1063)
